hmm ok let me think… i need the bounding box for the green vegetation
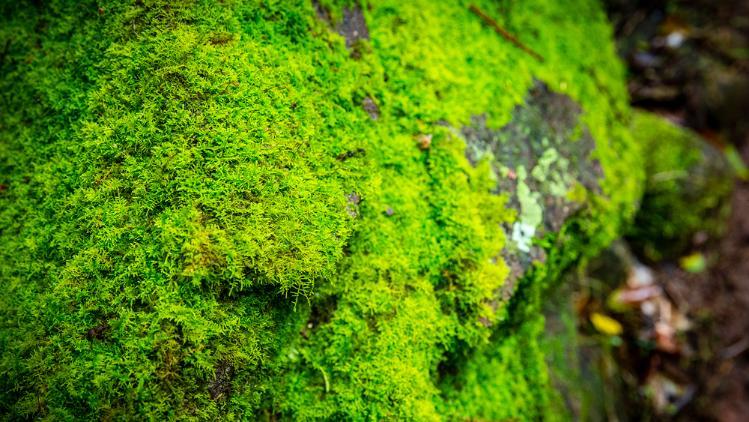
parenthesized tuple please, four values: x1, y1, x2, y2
(628, 111, 733, 261)
(1, 0, 646, 419)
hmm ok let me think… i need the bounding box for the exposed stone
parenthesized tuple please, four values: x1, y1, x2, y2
(463, 81, 604, 256)
(338, 7, 369, 49)
(362, 96, 380, 120)
(208, 361, 234, 401)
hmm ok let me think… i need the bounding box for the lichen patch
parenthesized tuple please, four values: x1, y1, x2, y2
(462, 81, 605, 255)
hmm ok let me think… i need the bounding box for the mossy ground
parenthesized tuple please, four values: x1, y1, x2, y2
(1, 0, 640, 420)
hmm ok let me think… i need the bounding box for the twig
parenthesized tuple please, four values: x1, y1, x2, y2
(468, 4, 544, 63)
(720, 337, 749, 360)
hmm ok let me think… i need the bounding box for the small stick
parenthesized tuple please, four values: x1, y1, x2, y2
(469, 4, 544, 63)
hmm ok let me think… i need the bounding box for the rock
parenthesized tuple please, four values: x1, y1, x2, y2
(0, 0, 730, 420)
(628, 111, 734, 261)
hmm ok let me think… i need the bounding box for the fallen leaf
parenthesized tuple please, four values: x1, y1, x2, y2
(591, 312, 623, 336)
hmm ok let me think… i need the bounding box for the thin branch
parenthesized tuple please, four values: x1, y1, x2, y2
(469, 4, 545, 63)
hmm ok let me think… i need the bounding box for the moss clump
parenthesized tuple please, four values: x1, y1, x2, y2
(628, 111, 733, 261)
(1, 0, 639, 420)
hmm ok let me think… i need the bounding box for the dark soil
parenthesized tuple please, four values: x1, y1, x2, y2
(672, 143, 749, 421)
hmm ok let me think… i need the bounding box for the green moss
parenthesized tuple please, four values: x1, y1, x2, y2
(438, 316, 551, 421)
(0, 0, 639, 420)
(628, 111, 733, 261)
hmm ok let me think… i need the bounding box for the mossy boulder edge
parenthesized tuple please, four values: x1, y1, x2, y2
(0, 0, 712, 420)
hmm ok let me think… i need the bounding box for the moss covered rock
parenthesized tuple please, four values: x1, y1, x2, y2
(0, 0, 655, 420)
(628, 111, 733, 261)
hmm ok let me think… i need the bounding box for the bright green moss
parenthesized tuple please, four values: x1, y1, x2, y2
(1, 0, 638, 420)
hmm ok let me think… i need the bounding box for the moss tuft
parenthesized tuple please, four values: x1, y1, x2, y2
(628, 111, 733, 261)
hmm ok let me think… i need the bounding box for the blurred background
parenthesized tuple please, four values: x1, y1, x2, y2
(569, 1, 749, 420)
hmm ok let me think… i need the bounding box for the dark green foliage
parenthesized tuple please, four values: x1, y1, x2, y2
(628, 111, 734, 261)
(1, 0, 641, 420)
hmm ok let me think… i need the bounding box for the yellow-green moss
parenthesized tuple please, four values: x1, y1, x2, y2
(0, 0, 639, 420)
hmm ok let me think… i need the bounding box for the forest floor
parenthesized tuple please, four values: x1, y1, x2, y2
(601, 1, 749, 420)
(681, 150, 749, 420)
